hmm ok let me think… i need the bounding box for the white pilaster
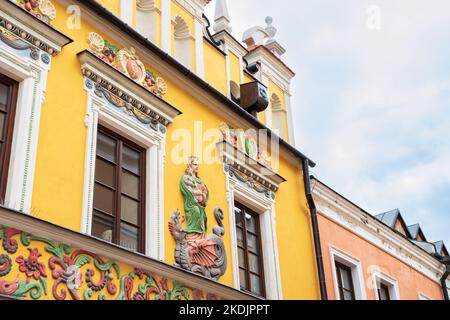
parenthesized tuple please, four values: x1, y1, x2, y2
(161, 0, 172, 53)
(285, 92, 296, 146)
(120, 0, 134, 25)
(194, 18, 205, 78)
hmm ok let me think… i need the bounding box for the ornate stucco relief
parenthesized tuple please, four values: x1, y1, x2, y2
(169, 157, 227, 280)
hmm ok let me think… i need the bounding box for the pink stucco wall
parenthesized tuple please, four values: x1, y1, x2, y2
(318, 214, 444, 300)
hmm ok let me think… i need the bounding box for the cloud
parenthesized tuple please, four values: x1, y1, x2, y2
(205, 0, 450, 245)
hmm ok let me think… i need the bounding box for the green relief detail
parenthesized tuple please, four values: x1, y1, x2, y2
(74, 255, 91, 268)
(0, 224, 206, 300)
(83, 288, 94, 300)
(15, 281, 43, 300)
(39, 276, 48, 296)
(170, 281, 191, 301)
(180, 173, 209, 235)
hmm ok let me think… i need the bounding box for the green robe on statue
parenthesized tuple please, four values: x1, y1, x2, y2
(180, 175, 209, 235)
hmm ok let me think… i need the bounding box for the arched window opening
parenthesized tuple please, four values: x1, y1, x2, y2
(136, 0, 157, 42)
(271, 93, 285, 139)
(173, 16, 192, 68)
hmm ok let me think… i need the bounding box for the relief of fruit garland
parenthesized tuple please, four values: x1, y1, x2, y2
(0, 225, 211, 300)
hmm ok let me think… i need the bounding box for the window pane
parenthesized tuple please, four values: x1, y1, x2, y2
(236, 227, 244, 246)
(93, 183, 115, 214)
(122, 170, 139, 199)
(0, 83, 8, 109)
(247, 233, 258, 252)
(250, 274, 262, 296)
(95, 158, 116, 187)
(97, 132, 116, 162)
(92, 211, 114, 243)
(343, 290, 354, 301)
(235, 207, 242, 227)
(239, 268, 248, 289)
(0, 112, 5, 140)
(378, 284, 390, 300)
(120, 223, 138, 252)
(249, 253, 260, 274)
(238, 247, 246, 269)
(246, 214, 257, 233)
(120, 195, 139, 225)
(341, 268, 353, 291)
(122, 146, 140, 174)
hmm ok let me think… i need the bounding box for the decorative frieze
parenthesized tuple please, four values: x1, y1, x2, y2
(16, 0, 56, 24)
(219, 122, 272, 169)
(224, 163, 276, 199)
(87, 32, 168, 98)
(1, 1, 72, 56)
(0, 18, 55, 56)
(0, 224, 217, 300)
(78, 50, 182, 129)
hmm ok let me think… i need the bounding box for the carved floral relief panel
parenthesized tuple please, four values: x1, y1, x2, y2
(87, 32, 168, 98)
(0, 225, 215, 300)
(16, 0, 57, 24)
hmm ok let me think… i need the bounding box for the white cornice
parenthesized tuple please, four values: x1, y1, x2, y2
(312, 180, 446, 283)
(245, 47, 295, 88)
(175, 0, 211, 20)
(78, 51, 181, 126)
(1, 1, 72, 55)
(213, 31, 248, 58)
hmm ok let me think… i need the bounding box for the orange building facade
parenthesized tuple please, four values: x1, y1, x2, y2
(313, 178, 449, 300)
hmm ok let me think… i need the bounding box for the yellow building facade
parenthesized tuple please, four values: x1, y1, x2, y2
(0, 0, 321, 300)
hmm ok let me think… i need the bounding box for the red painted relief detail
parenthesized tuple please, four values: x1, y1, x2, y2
(0, 225, 210, 300)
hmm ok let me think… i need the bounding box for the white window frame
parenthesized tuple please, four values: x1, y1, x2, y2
(81, 80, 166, 261)
(418, 292, 431, 300)
(0, 31, 52, 214)
(371, 269, 400, 300)
(330, 246, 367, 300)
(225, 166, 283, 300)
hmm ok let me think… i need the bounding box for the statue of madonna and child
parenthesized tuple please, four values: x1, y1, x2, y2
(169, 157, 227, 280)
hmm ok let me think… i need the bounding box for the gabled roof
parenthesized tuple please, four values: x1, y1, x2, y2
(412, 240, 437, 255)
(434, 241, 449, 257)
(375, 209, 412, 239)
(407, 224, 427, 242)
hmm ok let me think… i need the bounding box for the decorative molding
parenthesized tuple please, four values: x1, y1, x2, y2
(16, 0, 57, 25)
(329, 246, 367, 300)
(1, 1, 72, 56)
(219, 122, 273, 169)
(0, 207, 257, 300)
(313, 180, 446, 283)
(224, 165, 282, 299)
(216, 140, 286, 197)
(78, 50, 181, 128)
(81, 77, 167, 261)
(370, 268, 400, 300)
(0, 21, 55, 215)
(87, 32, 168, 98)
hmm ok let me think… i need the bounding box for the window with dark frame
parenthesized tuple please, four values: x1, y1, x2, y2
(377, 282, 391, 301)
(335, 261, 356, 300)
(91, 126, 146, 253)
(234, 201, 266, 297)
(0, 74, 19, 203)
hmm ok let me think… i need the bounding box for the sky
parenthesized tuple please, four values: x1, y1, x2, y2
(205, 0, 450, 247)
